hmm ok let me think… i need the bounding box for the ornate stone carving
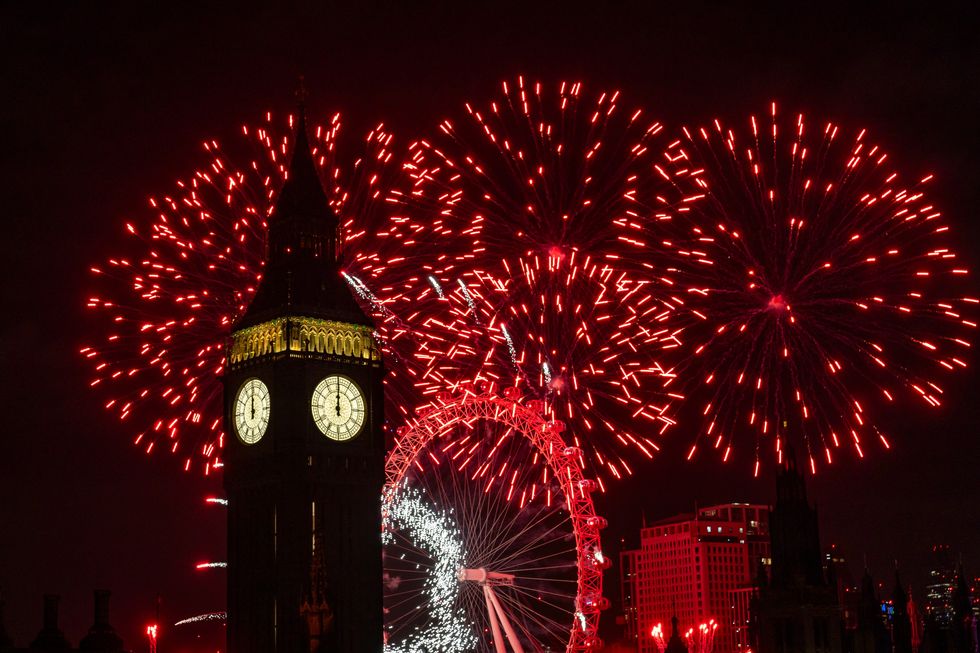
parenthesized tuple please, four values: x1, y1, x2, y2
(229, 316, 380, 366)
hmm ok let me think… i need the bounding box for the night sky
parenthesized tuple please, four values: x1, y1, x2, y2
(2, 2, 978, 650)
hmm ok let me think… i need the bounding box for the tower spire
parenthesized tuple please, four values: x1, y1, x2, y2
(236, 90, 369, 329)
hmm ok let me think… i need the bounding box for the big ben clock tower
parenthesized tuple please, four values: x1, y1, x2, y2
(224, 109, 385, 653)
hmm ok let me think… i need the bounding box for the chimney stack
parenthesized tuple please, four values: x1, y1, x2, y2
(80, 590, 124, 653)
(29, 594, 70, 650)
(94, 591, 110, 627)
(42, 595, 59, 631)
(0, 589, 15, 651)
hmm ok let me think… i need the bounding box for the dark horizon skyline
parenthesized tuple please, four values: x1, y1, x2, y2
(2, 2, 978, 649)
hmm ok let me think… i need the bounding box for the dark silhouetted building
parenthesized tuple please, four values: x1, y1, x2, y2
(0, 592, 13, 653)
(223, 107, 386, 653)
(951, 566, 977, 653)
(1, 592, 127, 653)
(824, 545, 858, 630)
(752, 457, 843, 653)
(849, 571, 890, 653)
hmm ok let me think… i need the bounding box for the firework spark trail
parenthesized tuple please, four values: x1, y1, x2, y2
(618, 103, 976, 472)
(174, 612, 226, 627)
(195, 561, 227, 569)
(393, 77, 700, 484)
(684, 620, 718, 653)
(651, 623, 666, 653)
(81, 112, 446, 472)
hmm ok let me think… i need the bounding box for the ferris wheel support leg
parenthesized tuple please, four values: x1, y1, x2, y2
(484, 585, 508, 653)
(486, 585, 526, 653)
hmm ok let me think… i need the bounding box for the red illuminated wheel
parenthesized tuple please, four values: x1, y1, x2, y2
(382, 389, 607, 652)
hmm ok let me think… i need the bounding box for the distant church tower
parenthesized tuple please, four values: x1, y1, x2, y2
(223, 107, 385, 653)
(752, 455, 844, 653)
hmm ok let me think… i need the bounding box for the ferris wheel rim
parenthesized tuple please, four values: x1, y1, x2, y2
(383, 388, 605, 652)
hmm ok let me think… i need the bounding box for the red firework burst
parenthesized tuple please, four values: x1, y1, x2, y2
(404, 256, 683, 485)
(80, 111, 422, 473)
(617, 103, 976, 473)
(392, 78, 701, 484)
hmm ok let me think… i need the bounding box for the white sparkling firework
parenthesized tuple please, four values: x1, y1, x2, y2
(428, 275, 446, 298)
(456, 279, 478, 316)
(343, 271, 392, 317)
(195, 561, 227, 569)
(383, 485, 476, 653)
(500, 323, 518, 368)
(174, 612, 226, 626)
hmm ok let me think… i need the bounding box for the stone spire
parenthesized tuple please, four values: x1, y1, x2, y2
(237, 99, 369, 329)
(769, 450, 824, 588)
(907, 586, 923, 651)
(892, 570, 913, 653)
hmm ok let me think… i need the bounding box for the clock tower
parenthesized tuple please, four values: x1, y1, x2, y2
(223, 110, 385, 653)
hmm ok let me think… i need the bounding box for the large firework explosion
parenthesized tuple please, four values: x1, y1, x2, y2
(81, 88, 976, 482)
(617, 103, 976, 473)
(80, 110, 434, 473)
(394, 77, 701, 484)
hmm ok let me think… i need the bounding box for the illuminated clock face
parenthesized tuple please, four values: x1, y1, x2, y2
(233, 378, 271, 445)
(312, 375, 365, 442)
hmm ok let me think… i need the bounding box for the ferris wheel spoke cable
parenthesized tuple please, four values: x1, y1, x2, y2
(468, 501, 569, 565)
(488, 520, 576, 565)
(503, 583, 578, 612)
(492, 587, 568, 645)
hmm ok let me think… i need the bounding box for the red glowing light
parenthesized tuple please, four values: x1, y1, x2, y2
(394, 78, 699, 482)
(767, 294, 787, 311)
(619, 104, 975, 471)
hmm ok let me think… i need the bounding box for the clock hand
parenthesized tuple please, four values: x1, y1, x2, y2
(250, 395, 255, 420)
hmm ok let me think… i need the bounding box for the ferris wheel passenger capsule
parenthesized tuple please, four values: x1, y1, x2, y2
(578, 593, 610, 612)
(577, 478, 598, 493)
(545, 419, 565, 433)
